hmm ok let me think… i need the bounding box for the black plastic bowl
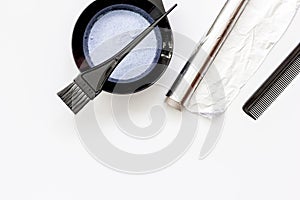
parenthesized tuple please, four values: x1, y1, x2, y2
(72, 0, 174, 94)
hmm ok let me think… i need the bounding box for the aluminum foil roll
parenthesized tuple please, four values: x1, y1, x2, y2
(166, 0, 249, 110)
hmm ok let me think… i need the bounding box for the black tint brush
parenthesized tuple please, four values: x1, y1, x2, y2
(243, 43, 300, 120)
(58, 4, 177, 114)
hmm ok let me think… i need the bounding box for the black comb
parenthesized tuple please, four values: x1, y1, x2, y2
(243, 43, 300, 120)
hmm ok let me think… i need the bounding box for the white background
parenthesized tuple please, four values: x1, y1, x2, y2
(0, 0, 299, 199)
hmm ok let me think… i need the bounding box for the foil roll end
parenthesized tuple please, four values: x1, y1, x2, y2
(165, 96, 184, 111)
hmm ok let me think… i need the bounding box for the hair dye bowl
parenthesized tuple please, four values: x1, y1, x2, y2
(72, 0, 173, 94)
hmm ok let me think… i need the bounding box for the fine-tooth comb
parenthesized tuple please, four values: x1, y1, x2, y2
(243, 42, 300, 120)
(57, 4, 177, 114)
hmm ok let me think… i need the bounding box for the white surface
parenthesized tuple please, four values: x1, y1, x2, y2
(0, 0, 299, 200)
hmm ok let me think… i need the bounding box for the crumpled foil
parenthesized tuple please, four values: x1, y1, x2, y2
(186, 0, 300, 117)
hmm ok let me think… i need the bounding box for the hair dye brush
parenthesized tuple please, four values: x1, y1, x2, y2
(58, 4, 177, 114)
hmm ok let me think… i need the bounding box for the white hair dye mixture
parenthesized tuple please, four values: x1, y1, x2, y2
(84, 6, 162, 82)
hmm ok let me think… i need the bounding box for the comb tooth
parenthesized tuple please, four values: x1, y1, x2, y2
(244, 54, 300, 120)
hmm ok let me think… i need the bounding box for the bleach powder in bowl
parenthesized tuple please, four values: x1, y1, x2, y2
(83, 4, 163, 83)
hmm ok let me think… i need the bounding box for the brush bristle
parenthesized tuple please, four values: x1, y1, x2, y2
(57, 82, 90, 114)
